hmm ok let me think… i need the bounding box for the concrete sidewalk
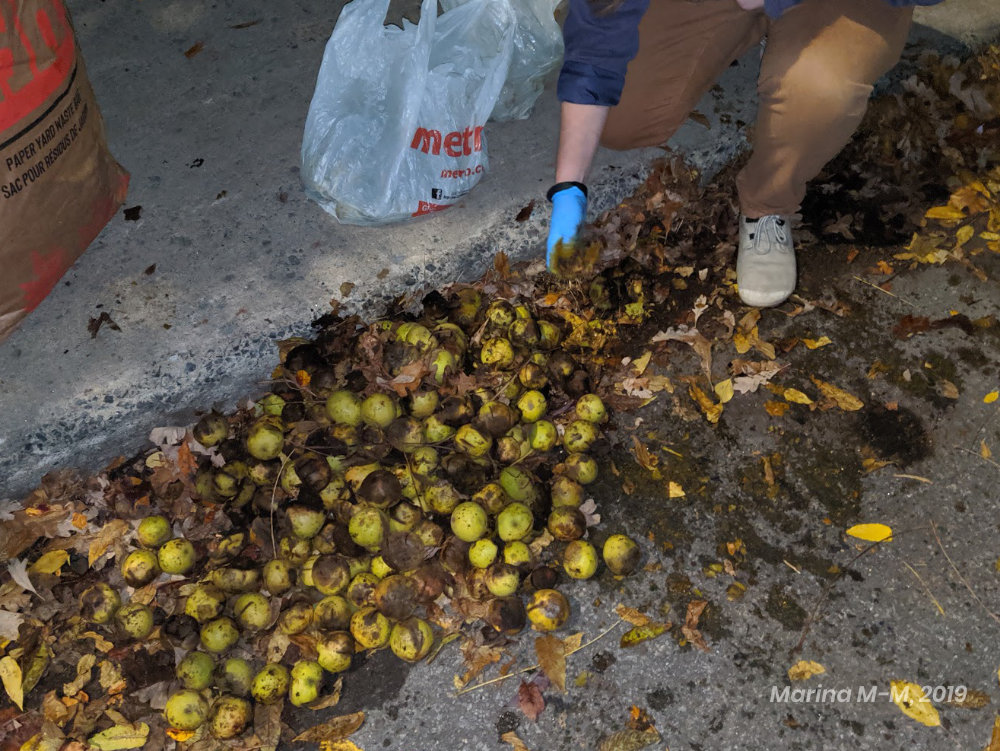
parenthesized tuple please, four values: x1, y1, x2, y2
(0, 0, 994, 500)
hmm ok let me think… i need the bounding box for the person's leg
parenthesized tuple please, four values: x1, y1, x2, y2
(736, 0, 914, 217)
(602, 0, 767, 150)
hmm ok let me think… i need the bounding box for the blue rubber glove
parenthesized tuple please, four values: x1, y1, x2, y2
(546, 182, 588, 274)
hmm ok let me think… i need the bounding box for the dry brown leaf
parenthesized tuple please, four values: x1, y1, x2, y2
(614, 605, 652, 627)
(308, 676, 343, 710)
(88, 520, 130, 567)
(534, 635, 567, 693)
(517, 679, 545, 721)
(631, 437, 659, 473)
(457, 639, 503, 687)
(253, 700, 284, 751)
(291, 711, 365, 743)
(682, 600, 709, 652)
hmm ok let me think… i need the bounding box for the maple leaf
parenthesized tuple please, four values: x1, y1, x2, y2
(19, 249, 68, 312)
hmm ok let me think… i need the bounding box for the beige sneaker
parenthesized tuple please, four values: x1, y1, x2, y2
(737, 214, 796, 307)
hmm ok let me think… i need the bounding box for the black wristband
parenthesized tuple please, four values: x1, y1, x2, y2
(546, 181, 588, 202)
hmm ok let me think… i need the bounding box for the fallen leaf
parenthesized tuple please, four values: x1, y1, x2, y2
(87, 722, 149, 750)
(30, 550, 69, 575)
(340, 282, 355, 298)
(986, 390, 999, 404)
(0, 655, 24, 709)
(89, 520, 130, 567)
(667, 481, 685, 498)
(8, 559, 39, 596)
(688, 384, 722, 424)
(788, 660, 826, 681)
(810, 377, 863, 411)
(846, 523, 893, 542)
(765, 400, 790, 417)
(985, 716, 1000, 751)
(631, 437, 659, 473)
(802, 336, 832, 349)
(681, 600, 709, 652)
(88, 311, 121, 338)
(615, 605, 652, 627)
(254, 700, 284, 751)
(981, 440, 992, 459)
(782, 388, 813, 405)
(597, 727, 661, 751)
(501, 730, 531, 751)
(318, 743, 365, 751)
(891, 680, 941, 727)
(184, 41, 204, 58)
(714, 378, 734, 404)
(515, 201, 535, 222)
(291, 711, 365, 742)
(517, 679, 545, 721)
(937, 379, 960, 399)
(534, 635, 567, 692)
(309, 676, 343, 710)
(620, 623, 668, 648)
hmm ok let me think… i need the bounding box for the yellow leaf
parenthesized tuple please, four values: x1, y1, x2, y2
(890, 680, 941, 727)
(782, 388, 813, 405)
(985, 715, 1000, 751)
(714, 379, 734, 404)
(983, 440, 993, 460)
(802, 336, 832, 349)
(501, 732, 531, 751)
(0, 655, 24, 710)
(165, 729, 194, 742)
(810, 377, 864, 411)
(985, 390, 999, 404)
(862, 457, 892, 473)
(924, 205, 966, 221)
(620, 623, 669, 648)
(764, 400, 790, 417)
(787, 660, 826, 681)
(733, 331, 752, 355)
(667, 481, 685, 498)
(846, 523, 893, 542)
(320, 742, 365, 751)
(689, 385, 723, 424)
(29, 550, 69, 575)
(87, 723, 150, 750)
(955, 224, 975, 247)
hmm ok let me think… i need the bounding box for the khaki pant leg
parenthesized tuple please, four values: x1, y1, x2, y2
(601, 0, 766, 150)
(736, 0, 913, 217)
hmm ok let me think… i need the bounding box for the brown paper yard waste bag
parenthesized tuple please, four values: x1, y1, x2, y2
(0, 0, 128, 342)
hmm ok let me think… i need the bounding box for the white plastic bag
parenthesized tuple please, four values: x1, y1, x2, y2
(440, 0, 564, 122)
(301, 0, 516, 225)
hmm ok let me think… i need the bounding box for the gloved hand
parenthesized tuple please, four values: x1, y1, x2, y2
(545, 182, 588, 274)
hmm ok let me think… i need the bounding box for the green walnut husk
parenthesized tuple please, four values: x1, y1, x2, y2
(278, 601, 314, 635)
(361, 392, 398, 429)
(122, 549, 160, 588)
(602, 534, 641, 576)
(313, 595, 353, 632)
(80, 583, 120, 624)
(562, 419, 599, 453)
(317, 631, 355, 673)
(575, 393, 608, 424)
(289, 660, 324, 707)
(325, 390, 363, 426)
(496, 502, 533, 542)
(176, 650, 215, 690)
(216, 657, 254, 697)
(164, 689, 210, 730)
(373, 575, 418, 621)
(346, 572, 380, 608)
(136, 515, 172, 548)
(516, 390, 547, 423)
(286, 504, 327, 539)
(262, 559, 295, 595)
(251, 663, 290, 705)
(389, 617, 434, 662)
(233, 592, 272, 631)
(350, 606, 391, 650)
(547, 507, 586, 541)
(563, 540, 599, 579)
(158, 538, 197, 575)
(450, 501, 489, 543)
(246, 416, 284, 461)
(526, 588, 570, 631)
(484, 563, 521, 597)
(200, 617, 239, 652)
(184, 584, 226, 623)
(348, 507, 388, 552)
(116, 602, 154, 640)
(468, 538, 499, 569)
(193, 412, 229, 447)
(210, 695, 252, 739)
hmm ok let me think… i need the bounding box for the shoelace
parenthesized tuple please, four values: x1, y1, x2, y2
(746, 215, 789, 255)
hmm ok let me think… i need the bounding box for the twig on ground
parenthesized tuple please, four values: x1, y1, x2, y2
(929, 521, 1000, 627)
(453, 619, 625, 697)
(901, 560, 945, 616)
(851, 275, 916, 307)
